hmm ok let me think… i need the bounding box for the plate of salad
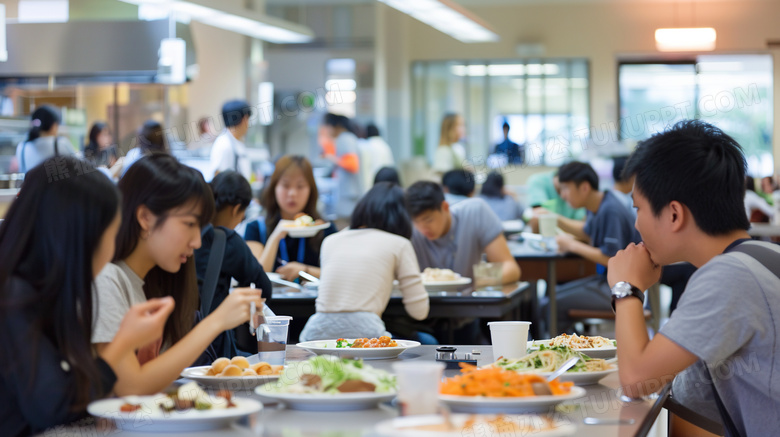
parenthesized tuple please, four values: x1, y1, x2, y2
(296, 337, 421, 360)
(255, 355, 397, 410)
(489, 345, 617, 385)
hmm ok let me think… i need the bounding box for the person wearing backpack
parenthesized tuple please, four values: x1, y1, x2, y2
(194, 170, 272, 356)
(607, 120, 780, 437)
(15, 106, 78, 173)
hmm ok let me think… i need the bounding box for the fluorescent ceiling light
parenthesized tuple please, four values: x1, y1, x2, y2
(119, 0, 314, 44)
(325, 79, 357, 91)
(451, 64, 560, 77)
(655, 28, 716, 52)
(0, 5, 7, 62)
(377, 0, 499, 43)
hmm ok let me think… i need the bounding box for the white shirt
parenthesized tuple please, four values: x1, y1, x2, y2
(744, 190, 774, 219)
(433, 142, 466, 173)
(209, 130, 251, 181)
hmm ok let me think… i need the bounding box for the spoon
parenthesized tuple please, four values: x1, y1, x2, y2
(298, 270, 320, 284)
(531, 357, 580, 396)
(248, 283, 272, 339)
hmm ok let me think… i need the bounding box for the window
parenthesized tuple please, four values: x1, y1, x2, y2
(619, 55, 773, 176)
(411, 59, 590, 167)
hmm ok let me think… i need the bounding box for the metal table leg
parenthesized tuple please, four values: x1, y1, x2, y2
(548, 259, 557, 336)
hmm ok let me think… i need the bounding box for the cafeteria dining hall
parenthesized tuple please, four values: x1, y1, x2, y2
(1, 0, 779, 436)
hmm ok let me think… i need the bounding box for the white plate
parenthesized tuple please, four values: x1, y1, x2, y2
(375, 414, 576, 437)
(502, 220, 526, 233)
(87, 395, 262, 432)
(296, 339, 421, 360)
(181, 366, 281, 390)
(511, 365, 618, 386)
(439, 386, 586, 414)
(528, 340, 617, 359)
(422, 277, 472, 292)
(265, 272, 282, 282)
(281, 221, 331, 238)
(255, 384, 396, 411)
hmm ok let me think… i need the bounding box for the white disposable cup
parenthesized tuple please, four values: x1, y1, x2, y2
(393, 361, 445, 416)
(538, 214, 557, 237)
(488, 321, 531, 360)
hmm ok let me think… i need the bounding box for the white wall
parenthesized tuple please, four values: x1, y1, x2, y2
(187, 20, 247, 127)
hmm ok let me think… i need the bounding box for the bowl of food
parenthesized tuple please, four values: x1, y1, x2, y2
(281, 213, 331, 238)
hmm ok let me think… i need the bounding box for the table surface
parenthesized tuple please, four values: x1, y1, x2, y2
(46, 346, 669, 437)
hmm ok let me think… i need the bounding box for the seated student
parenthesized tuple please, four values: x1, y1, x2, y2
(244, 155, 337, 281)
(15, 106, 78, 173)
(744, 176, 773, 222)
(607, 120, 780, 436)
(441, 169, 476, 206)
(0, 157, 173, 436)
(610, 155, 634, 210)
(541, 161, 641, 333)
(374, 166, 401, 186)
(92, 154, 263, 395)
(526, 171, 587, 220)
(405, 181, 520, 284)
(121, 120, 167, 177)
(300, 183, 431, 342)
(479, 171, 524, 221)
(194, 171, 273, 355)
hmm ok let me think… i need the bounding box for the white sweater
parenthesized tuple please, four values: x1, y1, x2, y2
(316, 228, 429, 320)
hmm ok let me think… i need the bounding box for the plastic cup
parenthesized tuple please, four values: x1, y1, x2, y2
(393, 361, 445, 416)
(473, 262, 503, 290)
(255, 316, 292, 365)
(487, 321, 531, 360)
(538, 214, 557, 237)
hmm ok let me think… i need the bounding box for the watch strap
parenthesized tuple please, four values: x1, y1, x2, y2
(611, 283, 644, 312)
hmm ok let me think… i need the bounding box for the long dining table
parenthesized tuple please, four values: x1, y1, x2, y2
(40, 345, 670, 437)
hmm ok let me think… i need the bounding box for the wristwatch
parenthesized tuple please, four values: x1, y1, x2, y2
(611, 281, 644, 312)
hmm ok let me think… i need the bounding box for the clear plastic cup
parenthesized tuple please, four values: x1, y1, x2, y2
(393, 361, 445, 416)
(487, 321, 531, 360)
(538, 214, 558, 237)
(255, 315, 292, 365)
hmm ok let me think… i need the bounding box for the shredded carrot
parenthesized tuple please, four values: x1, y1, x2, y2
(440, 365, 573, 397)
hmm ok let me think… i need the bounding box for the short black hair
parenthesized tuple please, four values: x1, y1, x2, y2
(210, 170, 252, 211)
(558, 161, 599, 191)
(481, 172, 504, 198)
(351, 182, 412, 239)
(502, 121, 510, 131)
(366, 123, 380, 138)
(612, 155, 630, 183)
(405, 181, 446, 218)
(222, 100, 252, 128)
(623, 119, 750, 236)
(323, 112, 351, 131)
(442, 170, 475, 196)
(374, 166, 400, 186)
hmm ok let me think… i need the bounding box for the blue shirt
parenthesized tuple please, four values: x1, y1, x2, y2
(494, 139, 523, 164)
(583, 190, 642, 273)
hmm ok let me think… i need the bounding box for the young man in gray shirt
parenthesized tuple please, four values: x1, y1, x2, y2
(608, 120, 780, 436)
(404, 180, 520, 284)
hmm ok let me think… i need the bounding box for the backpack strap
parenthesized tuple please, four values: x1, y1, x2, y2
(200, 227, 227, 316)
(708, 241, 780, 437)
(54, 137, 59, 157)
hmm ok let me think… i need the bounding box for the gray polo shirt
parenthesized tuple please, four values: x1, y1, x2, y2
(411, 198, 504, 280)
(661, 241, 780, 436)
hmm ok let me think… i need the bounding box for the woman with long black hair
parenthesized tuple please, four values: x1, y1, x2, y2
(15, 105, 78, 173)
(84, 121, 118, 168)
(0, 156, 174, 436)
(92, 154, 263, 395)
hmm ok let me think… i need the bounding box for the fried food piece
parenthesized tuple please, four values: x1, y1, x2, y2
(251, 362, 272, 374)
(241, 369, 257, 377)
(211, 357, 230, 374)
(219, 364, 243, 377)
(337, 380, 376, 393)
(230, 356, 250, 369)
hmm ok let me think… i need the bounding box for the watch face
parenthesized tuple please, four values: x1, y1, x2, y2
(612, 281, 631, 298)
